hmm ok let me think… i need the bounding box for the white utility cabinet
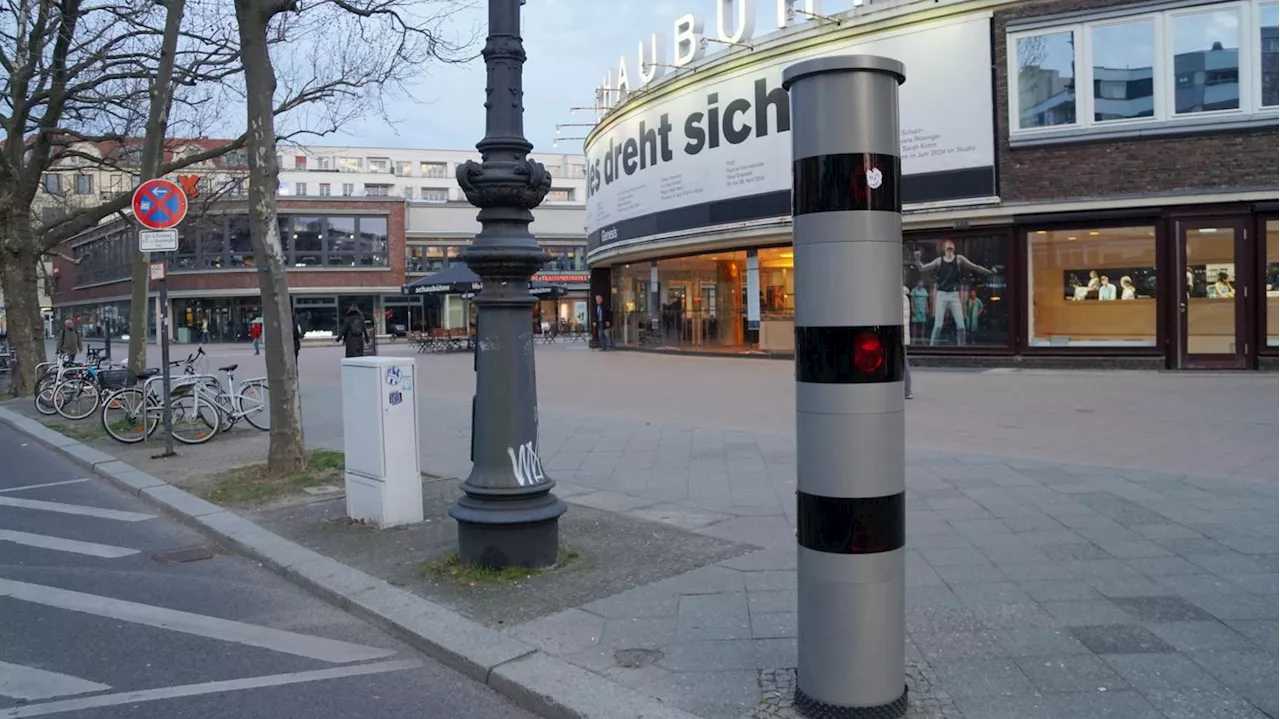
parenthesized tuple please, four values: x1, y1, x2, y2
(340, 356, 423, 528)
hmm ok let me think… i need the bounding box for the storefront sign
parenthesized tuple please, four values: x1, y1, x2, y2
(535, 272, 590, 284)
(586, 13, 997, 249)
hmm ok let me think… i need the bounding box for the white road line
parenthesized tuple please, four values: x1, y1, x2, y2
(0, 480, 91, 495)
(0, 579, 398, 664)
(0, 660, 111, 701)
(0, 659, 421, 718)
(0, 497, 153, 522)
(0, 530, 139, 559)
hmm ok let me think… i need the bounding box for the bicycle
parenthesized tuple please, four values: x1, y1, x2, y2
(99, 351, 217, 445)
(34, 349, 105, 416)
(205, 362, 271, 433)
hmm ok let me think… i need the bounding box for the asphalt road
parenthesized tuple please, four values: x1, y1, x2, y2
(0, 425, 534, 719)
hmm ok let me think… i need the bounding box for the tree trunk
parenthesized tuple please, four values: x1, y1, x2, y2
(0, 216, 47, 396)
(126, 0, 188, 375)
(235, 0, 306, 473)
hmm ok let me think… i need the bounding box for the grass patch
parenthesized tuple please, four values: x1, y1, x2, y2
(207, 449, 345, 504)
(46, 421, 106, 442)
(422, 549, 582, 586)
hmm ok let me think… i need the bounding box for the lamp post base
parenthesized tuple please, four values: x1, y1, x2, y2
(449, 490, 567, 568)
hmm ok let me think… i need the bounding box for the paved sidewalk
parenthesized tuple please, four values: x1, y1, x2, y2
(7, 342, 1277, 718)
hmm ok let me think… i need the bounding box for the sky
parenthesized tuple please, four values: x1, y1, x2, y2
(319, 0, 687, 155)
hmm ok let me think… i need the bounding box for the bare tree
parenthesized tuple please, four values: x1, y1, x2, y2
(233, 0, 473, 472)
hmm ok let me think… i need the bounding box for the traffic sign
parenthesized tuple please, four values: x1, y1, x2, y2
(139, 229, 179, 252)
(132, 179, 188, 230)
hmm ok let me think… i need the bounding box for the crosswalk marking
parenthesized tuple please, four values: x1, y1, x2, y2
(0, 497, 154, 522)
(0, 659, 421, 718)
(0, 579, 398, 664)
(0, 530, 139, 559)
(0, 479, 91, 495)
(0, 660, 110, 701)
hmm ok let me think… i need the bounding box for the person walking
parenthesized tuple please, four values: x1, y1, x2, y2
(56, 319, 82, 362)
(336, 305, 368, 358)
(902, 286, 913, 400)
(249, 318, 263, 355)
(200, 318, 211, 344)
(292, 316, 304, 362)
(593, 294, 614, 351)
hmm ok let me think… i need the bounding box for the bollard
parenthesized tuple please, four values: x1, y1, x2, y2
(783, 55, 908, 717)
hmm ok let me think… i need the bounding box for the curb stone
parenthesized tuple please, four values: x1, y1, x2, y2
(0, 407, 700, 719)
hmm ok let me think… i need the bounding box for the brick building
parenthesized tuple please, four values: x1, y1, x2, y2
(584, 0, 1279, 369)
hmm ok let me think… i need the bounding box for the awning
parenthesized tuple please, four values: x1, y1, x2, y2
(402, 263, 567, 299)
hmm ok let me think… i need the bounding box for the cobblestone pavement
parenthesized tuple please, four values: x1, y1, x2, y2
(29, 341, 1280, 718)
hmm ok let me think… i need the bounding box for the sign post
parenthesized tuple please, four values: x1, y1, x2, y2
(783, 55, 908, 717)
(132, 178, 189, 457)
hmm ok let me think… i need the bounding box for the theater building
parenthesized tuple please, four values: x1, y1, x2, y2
(585, 0, 1279, 369)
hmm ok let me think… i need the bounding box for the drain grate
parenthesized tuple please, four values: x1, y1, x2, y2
(151, 546, 217, 564)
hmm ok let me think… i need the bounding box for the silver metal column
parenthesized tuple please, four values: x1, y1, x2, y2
(783, 55, 908, 717)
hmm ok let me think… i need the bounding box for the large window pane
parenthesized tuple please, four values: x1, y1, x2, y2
(228, 217, 254, 267)
(1016, 31, 1077, 128)
(619, 252, 748, 349)
(291, 217, 324, 267)
(1028, 227, 1157, 347)
(1172, 8, 1240, 114)
(326, 217, 358, 266)
(357, 217, 388, 266)
(1266, 220, 1278, 347)
(1261, 4, 1279, 107)
(904, 235, 1009, 347)
(1091, 21, 1155, 121)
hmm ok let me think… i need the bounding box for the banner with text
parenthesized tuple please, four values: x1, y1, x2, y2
(586, 13, 997, 249)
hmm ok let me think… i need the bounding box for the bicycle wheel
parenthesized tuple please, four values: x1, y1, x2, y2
(53, 378, 100, 420)
(168, 393, 221, 445)
(34, 375, 58, 415)
(100, 388, 156, 443)
(239, 382, 271, 432)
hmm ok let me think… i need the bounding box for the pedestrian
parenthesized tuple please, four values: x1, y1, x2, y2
(292, 316, 303, 362)
(200, 318, 211, 344)
(336, 305, 368, 358)
(249, 318, 262, 355)
(593, 294, 614, 351)
(56, 318, 82, 362)
(902, 285, 913, 400)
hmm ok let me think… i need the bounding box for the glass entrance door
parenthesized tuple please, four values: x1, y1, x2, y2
(1175, 220, 1249, 369)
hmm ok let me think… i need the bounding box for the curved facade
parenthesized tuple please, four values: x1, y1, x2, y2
(585, 0, 1280, 369)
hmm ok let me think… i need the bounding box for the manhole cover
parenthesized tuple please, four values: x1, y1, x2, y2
(614, 648, 663, 668)
(152, 546, 217, 564)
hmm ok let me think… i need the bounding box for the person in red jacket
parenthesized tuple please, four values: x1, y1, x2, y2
(249, 318, 262, 355)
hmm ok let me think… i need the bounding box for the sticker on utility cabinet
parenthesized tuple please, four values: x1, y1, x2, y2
(388, 391, 403, 406)
(400, 376, 413, 392)
(385, 367, 402, 386)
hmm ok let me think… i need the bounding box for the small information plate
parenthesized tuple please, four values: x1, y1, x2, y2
(149, 261, 166, 281)
(139, 229, 179, 252)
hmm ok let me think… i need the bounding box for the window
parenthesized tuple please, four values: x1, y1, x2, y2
(319, 183, 331, 197)
(543, 245, 586, 271)
(406, 245, 446, 273)
(403, 186, 414, 199)
(42, 173, 62, 194)
(1015, 30, 1077, 128)
(1266, 219, 1278, 347)
(75, 174, 93, 195)
(1261, 2, 1278, 106)
(420, 162, 448, 178)
(317, 156, 333, 170)
(546, 165, 564, 177)
(368, 158, 390, 174)
(1092, 20, 1155, 121)
(904, 234, 1009, 348)
(338, 157, 362, 172)
(326, 217, 358, 266)
(342, 183, 354, 197)
(394, 161, 412, 176)
(226, 149, 248, 168)
(357, 217, 388, 266)
(291, 217, 324, 266)
(1027, 226, 1157, 347)
(228, 216, 255, 267)
(569, 163, 587, 178)
(295, 182, 308, 197)
(364, 184, 391, 197)
(546, 188, 575, 202)
(1172, 6, 1241, 114)
(421, 188, 448, 202)
(294, 156, 307, 170)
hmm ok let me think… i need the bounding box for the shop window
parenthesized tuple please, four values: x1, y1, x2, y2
(1260, 3, 1278, 107)
(904, 234, 1009, 348)
(1265, 219, 1278, 348)
(1015, 30, 1077, 129)
(639, 252, 748, 349)
(357, 216, 389, 266)
(326, 216, 358, 266)
(757, 247, 795, 316)
(1091, 21, 1155, 122)
(228, 216, 254, 267)
(291, 216, 324, 267)
(1027, 226, 1157, 347)
(1172, 7, 1241, 115)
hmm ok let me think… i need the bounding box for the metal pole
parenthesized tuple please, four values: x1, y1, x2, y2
(783, 55, 908, 717)
(448, 0, 565, 569)
(155, 254, 175, 457)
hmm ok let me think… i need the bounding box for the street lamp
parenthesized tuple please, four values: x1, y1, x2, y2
(450, 0, 566, 568)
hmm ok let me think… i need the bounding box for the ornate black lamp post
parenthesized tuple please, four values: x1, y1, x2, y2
(450, 0, 566, 568)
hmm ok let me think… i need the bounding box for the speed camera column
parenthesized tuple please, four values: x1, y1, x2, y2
(782, 55, 908, 718)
